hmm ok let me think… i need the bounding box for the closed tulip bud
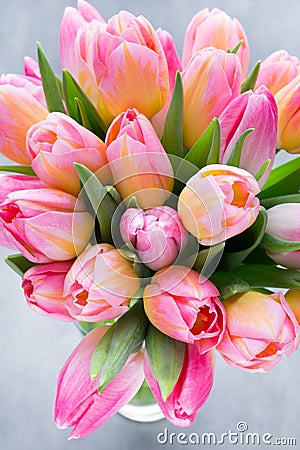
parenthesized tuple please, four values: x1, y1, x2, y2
(64, 244, 141, 322)
(255, 50, 300, 95)
(0, 187, 94, 263)
(219, 86, 278, 186)
(265, 203, 300, 269)
(26, 112, 110, 195)
(120, 206, 188, 271)
(285, 290, 300, 324)
(54, 326, 144, 439)
(145, 345, 214, 427)
(22, 261, 74, 321)
(182, 48, 242, 149)
(217, 291, 300, 372)
(178, 164, 260, 246)
(275, 74, 300, 153)
(182, 8, 250, 77)
(106, 109, 174, 209)
(143, 265, 225, 353)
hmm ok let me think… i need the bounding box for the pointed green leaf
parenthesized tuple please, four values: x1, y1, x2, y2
(261, 233, 300, 253)
(104, 185, 122, 205)
(254, 159, 271, 182)
(234, 264, 300, 289)
(90, 326, 114, 380)
(74, 97, 92, 129)
(228, 39, 243, 54)
(209, 271, 250, 298)
(261, 194, 300, 209)
(161, 71, 184, 159)
(36, 42, 65, 113)
(241, 60, 261, 93)
(5, 254, 36, 276)
(183, 118, 219, 169)
(206, 118, 221, 164)
(0, 165, 36, 176)
(259, 156, 300, 199)
(127, 196, 141, 209)
(227, 128, 254, 167)
(145, 325, 186, 401)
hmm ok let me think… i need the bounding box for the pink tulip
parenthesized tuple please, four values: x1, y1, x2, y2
(0, 187, 94, 263)
(217, 291, 300, 372)
(178, 164, 260, 246)
(60, 9, 169, 126)
(54, 326, 144, 439)
(219, 86, 278, 186)
(182, 48, 242, 149)
(145, 345, 214, 427)
(265, 203, 300, 269)
(22, 261, 74, 321)
(182, 8, 250, 77)
(285, 290, 300, 325)
(26, 112, 110, 195)
(120, 206, 188, 271)
(106, 109, 174, 209)
(64, 244, 141, 322)
(255, 50, 300, 96)
(275, 74, 300, 153)
(143, 265, 225, 353)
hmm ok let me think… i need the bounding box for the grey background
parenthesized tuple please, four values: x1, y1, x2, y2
(0, 1, 300, 449)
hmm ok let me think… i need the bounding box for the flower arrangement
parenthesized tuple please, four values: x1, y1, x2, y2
(1, 0, 300, 440)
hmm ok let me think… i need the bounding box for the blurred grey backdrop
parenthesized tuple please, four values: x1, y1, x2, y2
(0, 1, 300, 450)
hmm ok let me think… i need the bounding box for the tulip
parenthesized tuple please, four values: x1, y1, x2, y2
(60, 9, 169, 126)
(0, 174, 46, 203)
(106, 109, 174, 209)
(217, 291, 300, 372)
(265, 203, 300, 269)
(0, 188, 94, 263)
(178, 164, 260, 246)
(143, 265, 225, 353)
(182, 7, 250, 77)
(219, 86, 278, 186)
(22, 261, 74, 321)
(120, 206, 188, 271)
(54, 326, 144, 439)
(275, 74, 300, 153)
(145, 345, 214, 427)
(26, 112, 110, 195)
(255, 50, 300, 96)
(285, 290, 300, 324)
(182, 48, 242, 149)
(64, 244, 141, 322)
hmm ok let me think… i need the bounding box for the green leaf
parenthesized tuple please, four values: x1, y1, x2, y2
(193, 242, 225, 278)
(36, 42, 65, 113)
(104, 185, 122, 205)
(74, 163, 117, 244)
(219, 207, 268, 271)
(0, 165, 36, 176)
(228, 40, 243, 54)
(90, 327, 114, 380)
(74, 97, 92, 129)
(209, 271, 250, 298)
(261, 233, 300, 252)
(161, 71, 184, 159)
(206, 118, 221, 165)
(226, 128, 254, 167)
(254, 159, 271, 182)
(127, 196, 141, 209)
(241, 60, 261, 93)
(259, 155, 300, 199)
(234, 264, 300, 289)
(5, 254, 36, 276)
(260, 194, 300, 209)
(76, 320, 115, 336)
(62, 70, 107, 140)
(145, 325, 186, 401)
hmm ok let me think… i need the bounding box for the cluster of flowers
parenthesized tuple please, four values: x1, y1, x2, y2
(1, 0, 300, 440)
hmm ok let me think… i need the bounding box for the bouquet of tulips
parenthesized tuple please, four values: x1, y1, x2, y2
(1, 0, 300, 440)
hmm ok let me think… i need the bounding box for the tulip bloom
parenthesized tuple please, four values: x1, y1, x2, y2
(106, 109, 174, 209)
(275, 74, 300, 153)
(219, 86, 278, 186)
(285, 290, 300, 324)
(217, 291, 300, 372)
(265, 203, 300, 269)
(182, 7, 250, 77)
(26, 112, 110, 195)
(182, 48, 242, 149)
(64, 244, 141, 322)
(54, 326, 144, 439)
(0, 174, 46, 203)
(178, 164, 260, 246)
(0, 188, 94, 263)
(120, 206, 188, 271)
(22, 261, 74, 321)
(255, 50, 300, 96)
(145, 345, 214, 427)
(143, 265, 225, 353)
(60, 8, 169, 126)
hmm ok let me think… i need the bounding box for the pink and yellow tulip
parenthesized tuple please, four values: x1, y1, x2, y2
(54, 326, 144, 439)
(217, 291, 300, 372)
(26, 112, 110, 196)
(143, 265, 225, 353)
(178, 164, 260, 246)
(285, 290, 300, 324)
